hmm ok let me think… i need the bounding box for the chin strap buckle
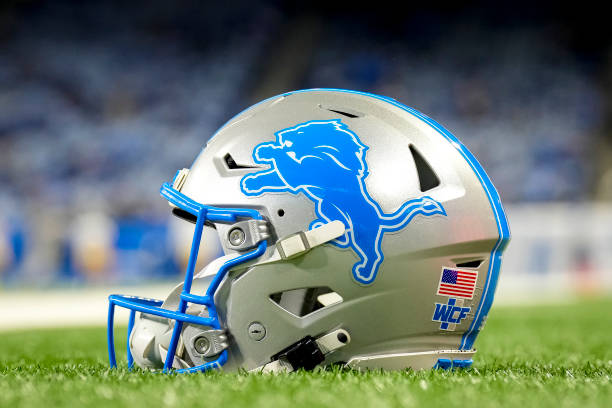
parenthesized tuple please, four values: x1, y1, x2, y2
(256, 220, 346, 265)
(272, 336, 324, 371)
(252, 328, 351, 373)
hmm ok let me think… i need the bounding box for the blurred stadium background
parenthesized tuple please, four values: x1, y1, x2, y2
(1, 0, 611, 328)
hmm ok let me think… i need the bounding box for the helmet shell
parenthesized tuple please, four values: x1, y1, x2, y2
(165, 89, 510, 370)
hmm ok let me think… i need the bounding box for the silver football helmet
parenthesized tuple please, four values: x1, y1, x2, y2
(107, 89, 510, 373)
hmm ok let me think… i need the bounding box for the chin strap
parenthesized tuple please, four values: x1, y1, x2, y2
(251, 328, 351, 373)
(255, 220, 346, 265)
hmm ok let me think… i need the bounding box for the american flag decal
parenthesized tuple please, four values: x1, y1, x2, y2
(436, 267, 478, 299)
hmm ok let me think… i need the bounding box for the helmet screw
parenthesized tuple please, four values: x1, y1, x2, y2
(228, 228, 246, 247)
(193, 336, 210, 354)
(248, 322, 266, 341)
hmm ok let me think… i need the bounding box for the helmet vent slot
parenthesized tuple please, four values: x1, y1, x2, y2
(409, 144, 440, 192)
(224, 153, 258, 170)
(455, 259, 483, 268)
(269, 287, 343, 317)
(172, 208, 198, 224)
(319, 104, 363, 118)
(172, 208, 216, 229)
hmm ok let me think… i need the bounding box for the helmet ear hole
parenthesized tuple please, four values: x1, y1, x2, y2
(277, 209, 285, 217)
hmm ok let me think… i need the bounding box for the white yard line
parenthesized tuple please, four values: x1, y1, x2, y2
(0, 284, 174, 331)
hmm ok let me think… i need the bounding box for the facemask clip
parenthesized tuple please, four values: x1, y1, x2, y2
(226, 219, 270, 251)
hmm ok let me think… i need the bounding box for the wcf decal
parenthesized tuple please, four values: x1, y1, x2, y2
(432, 298, 471, 331)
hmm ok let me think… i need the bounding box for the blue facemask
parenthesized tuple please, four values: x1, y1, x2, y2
(107, 172, 267, 373)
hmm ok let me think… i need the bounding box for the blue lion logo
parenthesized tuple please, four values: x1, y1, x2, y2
(240, 120, 446, 285)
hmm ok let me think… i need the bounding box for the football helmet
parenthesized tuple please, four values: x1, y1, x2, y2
(107, 89, 510, 373)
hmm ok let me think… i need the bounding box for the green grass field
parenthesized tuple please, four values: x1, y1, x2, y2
(1, 299, 611, 408)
